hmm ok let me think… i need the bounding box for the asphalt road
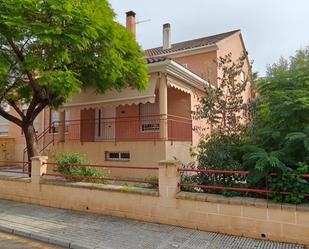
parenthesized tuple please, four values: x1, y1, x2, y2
(0, 231, 63, 249)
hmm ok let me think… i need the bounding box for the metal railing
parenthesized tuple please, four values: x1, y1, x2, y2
(0, 160, 31, 176)
(54, 114, 193, 143)
(43, 162, 159, 186)
(22, 122, 56, 170)
(178, 168, 309, 197)
(21, 115, 193, 168)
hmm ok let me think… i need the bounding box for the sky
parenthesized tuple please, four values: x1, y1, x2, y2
(109, 0, 309, 75)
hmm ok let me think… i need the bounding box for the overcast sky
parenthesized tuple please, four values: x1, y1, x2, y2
(109, 0, 309, 75)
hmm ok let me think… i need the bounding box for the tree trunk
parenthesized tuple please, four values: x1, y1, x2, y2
(23, 123, 39, 175)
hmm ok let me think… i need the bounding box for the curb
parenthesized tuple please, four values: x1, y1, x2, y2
(0, 224, 92, 249)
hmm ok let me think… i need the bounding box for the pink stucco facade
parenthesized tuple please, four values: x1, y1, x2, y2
(172, 50, 218, 86)
(57, 86, 193, 143)
(1, 30, 251, 170)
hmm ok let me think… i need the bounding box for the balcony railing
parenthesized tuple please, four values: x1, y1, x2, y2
(51, 114, 192, 142)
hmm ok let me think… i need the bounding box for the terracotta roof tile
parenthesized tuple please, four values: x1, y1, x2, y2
(146, 56, 168, 64)
(145, 29, 240, 57)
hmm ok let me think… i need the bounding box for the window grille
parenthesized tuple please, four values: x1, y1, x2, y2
(139, 102, 160, 132)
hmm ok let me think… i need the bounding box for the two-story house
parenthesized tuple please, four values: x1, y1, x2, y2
(1, 11, 252, 178)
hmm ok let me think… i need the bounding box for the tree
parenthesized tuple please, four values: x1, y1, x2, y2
(0, 0, 148, 162)
(266, 56, 289, 77)
(190, 53, 251, 195)
(266, 46, 309, 76)
(244, 52, 309, 168)
(194, 53, 250, 136)
(242, 48, 309, 192)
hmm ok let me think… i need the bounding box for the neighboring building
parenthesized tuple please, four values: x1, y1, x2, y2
(1, 11, 252, 177)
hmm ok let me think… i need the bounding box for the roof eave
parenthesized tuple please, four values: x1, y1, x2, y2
(146, 43, 218, 59)
(148, 59, 213, 91)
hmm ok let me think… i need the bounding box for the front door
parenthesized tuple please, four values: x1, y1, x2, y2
(95, 107, 116, 141)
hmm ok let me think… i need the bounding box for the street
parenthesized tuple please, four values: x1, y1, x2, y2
(0, 231, 63, 249)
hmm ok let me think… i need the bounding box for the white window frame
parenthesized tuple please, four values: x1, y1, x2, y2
(105, 151, 130, 161)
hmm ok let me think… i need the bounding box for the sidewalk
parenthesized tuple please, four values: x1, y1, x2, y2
(0, 231, 63, 249)
(0, 199, 305, 249)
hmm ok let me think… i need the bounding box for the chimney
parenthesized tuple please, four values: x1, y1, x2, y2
(163, 23, 171, 50)
(126, 11, 136, 38)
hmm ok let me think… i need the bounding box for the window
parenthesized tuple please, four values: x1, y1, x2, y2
(139, 102, 160, 132)
(49, 110, 69, 133)
(0, 116, 8, 136)
(105, 151, 130, 161)
(50, 110, 59, 125)
(240, 71, 245, 82)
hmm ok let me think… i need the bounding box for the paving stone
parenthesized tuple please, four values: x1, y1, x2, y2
(0, 199, 305, 249)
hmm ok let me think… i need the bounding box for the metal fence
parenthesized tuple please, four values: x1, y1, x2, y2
(178, 168, 309, 197)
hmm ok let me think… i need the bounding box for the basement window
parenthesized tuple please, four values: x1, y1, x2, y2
(105, 151, 130, 161)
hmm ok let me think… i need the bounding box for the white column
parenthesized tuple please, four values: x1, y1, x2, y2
(159, 75, 168, 140)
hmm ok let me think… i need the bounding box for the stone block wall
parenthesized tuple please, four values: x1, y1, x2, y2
(0, 157, 307, 245)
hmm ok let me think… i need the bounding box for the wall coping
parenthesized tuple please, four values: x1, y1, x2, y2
(176, 191, 309, 212)
(158, 160, 180, 166)
(41, 180, 159, 197)
(0, 176, 30, 183)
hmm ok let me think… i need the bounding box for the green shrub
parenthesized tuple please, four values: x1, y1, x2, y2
(269, 162, 309, 204)
(53, 152, 110, 183)
(180, 173, 200, 192)
(188, 49, 309, 204)
(132, 176, 159, 189)
(145, 176, 159, 189)
(196, 133, 246, 196)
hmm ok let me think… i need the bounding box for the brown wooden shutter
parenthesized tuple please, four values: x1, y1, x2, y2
(80, 109, 95, 142)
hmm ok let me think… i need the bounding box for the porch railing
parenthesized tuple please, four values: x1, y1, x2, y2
(22, 121, 56, 168)
(51, 114, 193, 143)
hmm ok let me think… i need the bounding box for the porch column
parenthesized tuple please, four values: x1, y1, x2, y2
(159, 74, 168, 140)
(58, 110, 65, 143)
